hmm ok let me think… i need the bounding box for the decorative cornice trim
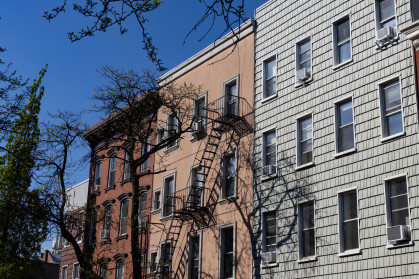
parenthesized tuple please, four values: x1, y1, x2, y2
(117, 192, 132, 201)
(101, 199, 115, 207)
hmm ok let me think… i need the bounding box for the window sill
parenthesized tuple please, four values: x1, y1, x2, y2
(91, 190, 101, 197)
(218, 196, 238, 204)
(332, 58, 353, 70)
(151, 208, 161, 215)
(334, 148, 357, 158)
(297, 255, 317, 263)
(386, 241, 414, 249)
(160, 215, 173, 222)
(100, 239, 111, 245)
(261, 94, 278, 104)
(104, 185, 115, 193)
(380, 131, 405, 143)
(164, 144, 179, 154)
(140, 169, 151, 175)
(262, 262, 279, 268)
(121, 179, 130, 186)
(294, 78, 313, 88)
(115, 234, 128, 242)
(261, 173, 277, 182)
(338, 249, 361, 257)
(295, 162, 314, 171)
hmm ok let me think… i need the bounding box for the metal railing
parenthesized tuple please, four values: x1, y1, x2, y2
(205, 95, 253, 122)
(162, 187, 209, 217)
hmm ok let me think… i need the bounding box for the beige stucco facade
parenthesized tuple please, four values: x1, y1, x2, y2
(148, 20, 255, 279)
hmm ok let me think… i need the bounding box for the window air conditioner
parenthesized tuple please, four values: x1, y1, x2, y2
(387, 225, 410, 242)
(100, 229, 110, 240)
(192, 121, 203, 133)
(261, 252, 277, 264)
(296, 68, 310, 82)
(263, 165, 276, 176)
(376, 26, 396, 43)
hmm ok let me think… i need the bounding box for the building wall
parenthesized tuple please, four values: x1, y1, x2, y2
(149, 22, 254, 279)
(87, 135, 156, 278)
(254, 0, 419, 278)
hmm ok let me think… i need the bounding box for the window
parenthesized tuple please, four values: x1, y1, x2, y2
(333, 16, 352, 66)
(115, 261, 125, 279)
(100, 262, 108, 279)
(167, 113, 178, 149)
(153, 189, 161, 211)
(119, 199, 129, 236)
(295, 38, 312, 83)
(335, 99, 355, 153)
(149, 251, 158, 274)
(188, 235, 200, 279)
(108, 155, 117, 187)
(296, 116, 313, 167)
(64, 218, 72, 246)
(412, 1, 419, 22)
(338, 189, 359, 253)
(263, 130, 276, 168)
(263, 57, 276, 99)
(93, 161, 102, 191)
(376, 0, 396, 30)
(222, 152, 236, 199)
(76, 212, 83, 243)
(160, 242, 171, 279)
(379, 79, 403, 138)
(263, 211, 276, 253)
(224, 77, 238, 116)
(104, 205, 112, 232)
(163, 175, 175, 217)
(123, 152, 130, 180)
(139, 191, 148, 223)
(61, 266, 68, 279)
(72, 263, 80, 279)
(220, 226, 234, 279)
(385, 176, 411, 241)
(298, 201, 315, 259)
(192, 95, 206, 135)
(141, 137, 151, 172)
(190, 166, 204, 206)
(88, 210, 97, 246)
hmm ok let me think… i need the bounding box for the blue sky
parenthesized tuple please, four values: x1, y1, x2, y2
(0, 1, 262, 186)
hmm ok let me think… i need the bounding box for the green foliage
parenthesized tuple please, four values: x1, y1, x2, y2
(0, 66, 49, 276)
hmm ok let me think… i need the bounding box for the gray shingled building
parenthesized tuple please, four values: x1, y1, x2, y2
(253, 0, 419, 278)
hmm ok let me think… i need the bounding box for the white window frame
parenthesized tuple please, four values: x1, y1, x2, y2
(140, 137, 151, 173)
(374, 0, 398, 38)
(383, 174, 413, 248)
(218, 222, 236, 279)
(119, 199, 129, 236)
(337, 187, 361, 257)
(222, 75, 240, 116)
(72, 263, 80, 279)
(297, 199, 316, 262)
(123, 151, 130, 180)
(93, 160, 102, 192)
(159, 240, 172, 278)
(295, 113, 314, 169)
(61, 265, 68, 279)
(191, 92, 208, 140)
(76, 211, 84, 244)
(115, 260, 125, 279)
(295, 36, 313, 85)
(152, 188, 162, 213)
(103, 204, 112, 232)
(99, 261, 108, 279)
(334, 96, 356, 156)
(262, 211, 277, 254)
(166, 112, 179, 150)
(149, 249, 158, 274)
(332, 14, 353, 69)
(262, 55, 277, 101)
(187, 231, 202, 279)
(107, 154, 117, 187)
(378, 76, 405, 141)
(262, 128, 277, 168)
(161, 172, 176, 219)
(189, 165, 204, 207)
(220, 150, 237, 201)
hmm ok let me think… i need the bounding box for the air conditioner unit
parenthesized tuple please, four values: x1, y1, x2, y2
(192, 121, 203, 133)
(296, 68, 310, 82)
(261, 252, 277, 264)
(387, 225, 410, 242)
(377, 26, 396, 42)
(263, 165, 276, 176)
(100, 229, 110, 240)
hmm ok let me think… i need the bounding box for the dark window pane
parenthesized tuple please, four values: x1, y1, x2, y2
(387, 112, 403, 136)
(342, 191, 357, 221)
(301, 150, 312, 165)
(338, 41, 351, 63)
(223, 254, 233, 278)
(343, 219, 359, 250)
(391, 208, 409, 226)
(389, 179, 407, 196)
(224, 229, 233, 252)
(302, 203, 314, 230)
(337, 19, 350, 42)
(390, 195, 408, 211)
(339, 101, 353, 126)
(302, 229, 315, 257)
(266, 79, 276, 97)
(339, 125, 354, 152)
(379, 0, 395, 21)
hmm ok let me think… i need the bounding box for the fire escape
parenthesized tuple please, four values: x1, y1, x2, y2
(155, 95, 253, 279)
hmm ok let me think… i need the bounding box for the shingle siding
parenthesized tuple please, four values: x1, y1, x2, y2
(253, 0, 419, 278)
